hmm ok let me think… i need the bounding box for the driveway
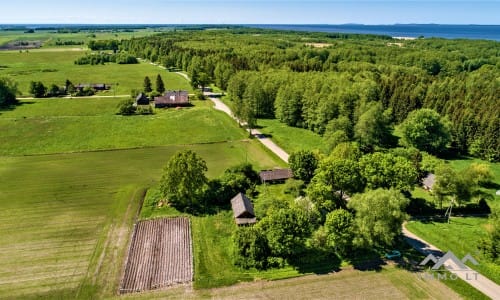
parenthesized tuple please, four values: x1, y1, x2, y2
(207, 96, 289, 163)
(402, 223, 500, 299)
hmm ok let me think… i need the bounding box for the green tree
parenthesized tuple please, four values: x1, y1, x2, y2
(354, 102, 394, 150)
(288, 150, 318, 183)
(259, 207, 311, 259)
(400, 108, 451, 155)
(233, 226, 271, 269)
(348, 189, 409, 249)
(0, 77, 18, 107)
(116, 98, 136, 115)
(155, 74, 165, 94)
(359, 152, 418, 191)
(324, 209, 354, 256)
(29, 81, 46, 98)
(479, 206, 500, 263)
(159, 150, 208, 210)
(308, 158, 364, 210)
(143, 76, 152, 93)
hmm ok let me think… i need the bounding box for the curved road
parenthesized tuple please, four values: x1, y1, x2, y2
(206, 95, 289, 163)
(158, 65, 500, 298)
(403, 223, 500, 299)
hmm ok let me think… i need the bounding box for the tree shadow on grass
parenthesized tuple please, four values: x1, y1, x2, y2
(289, 249, 341, 274)
(0, 100, 35, 115)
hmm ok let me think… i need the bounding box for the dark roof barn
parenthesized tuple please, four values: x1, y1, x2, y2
(230, 193, 256, 225)
(154, 90, 189, 108)
(135, 93, 150, 105)
(259, 168, 293, 183)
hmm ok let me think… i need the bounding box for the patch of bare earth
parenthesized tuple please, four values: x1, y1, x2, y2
(120, 217, 193, 294)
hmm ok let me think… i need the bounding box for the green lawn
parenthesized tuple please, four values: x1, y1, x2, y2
(0, 141, 282, 299)
(257, 118, 328, 154)
(406, 217, 500, 285)
(0, 49, 191, 96)
(0, 99, 247, 155)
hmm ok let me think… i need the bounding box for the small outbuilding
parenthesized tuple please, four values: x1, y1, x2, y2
(230, 193, 256, 226)
(154, 90, 189, 108)
(135, 93, 150, 105)
(259, 168, 293, 183)
(422, 173, 436, 191)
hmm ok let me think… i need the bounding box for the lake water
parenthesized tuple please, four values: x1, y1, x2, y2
(248, 24, 500, 41)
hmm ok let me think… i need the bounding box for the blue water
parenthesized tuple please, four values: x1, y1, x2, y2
(248, 24, 500, 41)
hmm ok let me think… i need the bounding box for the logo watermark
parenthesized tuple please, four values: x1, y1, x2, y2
(418, 251, 479, 281)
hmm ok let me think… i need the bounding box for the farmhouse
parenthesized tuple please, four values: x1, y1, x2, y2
(154, 90, 189, 108)
(259, 168, 293, 183)
(230, 193, 256, 225)
(422, 173, 436, 191)
(135, 93, 149, 105)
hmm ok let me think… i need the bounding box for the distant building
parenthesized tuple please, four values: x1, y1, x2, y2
(230, 193, 256, 226)
(422, 173, 436, 191)
(135, 93, 150, 105)
(259, 168, 293, 183)
(154, 90, 189, 108)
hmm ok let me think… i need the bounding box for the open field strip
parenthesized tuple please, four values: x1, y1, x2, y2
(0, 49, 192, 95)
(118, 265, 460, 300)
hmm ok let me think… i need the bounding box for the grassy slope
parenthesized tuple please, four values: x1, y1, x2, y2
(0, 100, 245, 155)
(0, 49, 191, 95)
(0, 143, 282, 299)
(406, 217, 500, 285)
(257, 119, 328, 154)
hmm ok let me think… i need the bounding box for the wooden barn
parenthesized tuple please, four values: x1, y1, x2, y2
(422, 173, 436, 191)
(259, 168, 293, 183)
(135, 93, 150, 105)
(154, 90, 189, 108)
(230, 193, 256, 226)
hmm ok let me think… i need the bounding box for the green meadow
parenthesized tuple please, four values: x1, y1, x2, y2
(0, 88, 283, 298)
(0, 49, 191, 96)
(0, 99, 243, 155)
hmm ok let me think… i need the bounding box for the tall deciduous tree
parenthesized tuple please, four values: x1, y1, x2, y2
(354, 102, 394, 150)
(324, 209, 354, 256)
(155, 74, 165, 94)
(29, 81, 46, 98)
(348, 189, 409, 248)
(359, 152, 418, 191)
(143, 76, 152, 93)
(0, 77, 18, 107)
(308, 158, 364, 211)
(289, 150, 318, 183)
(159, 150, 208, 210)
(401, 108, 451, 155)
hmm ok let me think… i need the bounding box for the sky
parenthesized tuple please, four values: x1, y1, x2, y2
(1, 1, 499, 25)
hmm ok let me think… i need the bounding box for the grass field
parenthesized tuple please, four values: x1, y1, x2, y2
(406, 217, 500, 285)
(0, 49, 191, 95)
(117, 264, 462, 300)
(0, 28, 163, 48)
(0, 99, 246, 155)
(257, 118, 328, 154)
(0, 142, 282, 299)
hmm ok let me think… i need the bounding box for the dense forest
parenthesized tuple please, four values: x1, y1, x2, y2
(121, 28, 499, 161)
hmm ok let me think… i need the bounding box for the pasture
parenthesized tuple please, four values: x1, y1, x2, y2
(0, 49, 191, 96)
(0, 99, 247, 155)
(0, 90, 283, 298)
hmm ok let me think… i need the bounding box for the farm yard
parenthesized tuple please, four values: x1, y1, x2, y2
(120, 217, 193, 293)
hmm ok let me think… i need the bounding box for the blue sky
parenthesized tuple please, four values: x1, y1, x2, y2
(2, 1, 499, 25)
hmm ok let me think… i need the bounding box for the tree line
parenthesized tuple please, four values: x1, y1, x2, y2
(120, 29, 499, 161)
